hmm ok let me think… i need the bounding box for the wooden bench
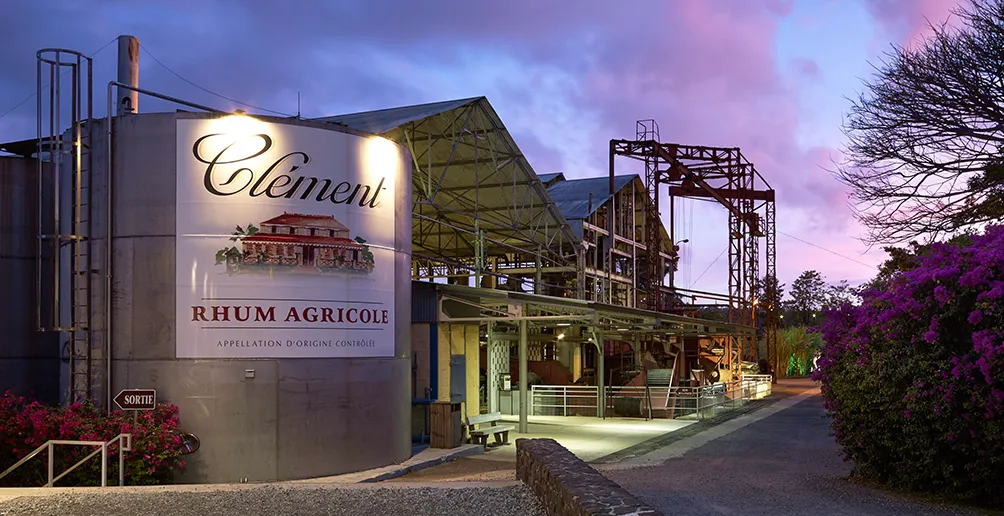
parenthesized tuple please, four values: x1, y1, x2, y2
(466, 412, 515, 450)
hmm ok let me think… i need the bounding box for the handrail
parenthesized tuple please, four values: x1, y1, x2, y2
(529, 376, 774, 420)
(0, 433, 132, 487)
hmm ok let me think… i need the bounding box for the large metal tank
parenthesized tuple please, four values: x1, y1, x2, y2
(94, 111, 412, 482)
(0, 156, 60, 403)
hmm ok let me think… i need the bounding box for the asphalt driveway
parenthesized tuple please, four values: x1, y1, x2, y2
(604, 383, 998, 516)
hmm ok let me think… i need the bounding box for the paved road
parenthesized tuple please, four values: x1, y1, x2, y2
(605, 385, 995, 516)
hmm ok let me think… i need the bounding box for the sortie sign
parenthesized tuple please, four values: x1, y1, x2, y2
(114, 389, 157, 411)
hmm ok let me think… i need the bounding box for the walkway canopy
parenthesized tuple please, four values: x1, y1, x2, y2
(418, 282, 754, 431)
(433, 283, 750, 337)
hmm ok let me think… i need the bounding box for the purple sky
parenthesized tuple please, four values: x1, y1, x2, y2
(0, 0, 963, 297)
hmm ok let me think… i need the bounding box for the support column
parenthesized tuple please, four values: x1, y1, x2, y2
(518, 319, 529, 433)
(535, 245, 543, 294)
(595, 331, 605, 419)
(633, 334, 641, 369)
(487, 323, 497, 413)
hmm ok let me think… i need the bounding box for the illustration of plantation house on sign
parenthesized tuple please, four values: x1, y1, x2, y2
(238, 213, 373, 272)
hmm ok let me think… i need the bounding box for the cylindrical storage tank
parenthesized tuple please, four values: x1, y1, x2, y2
(103, 112, 412, 482)
(0, 156, 60, 403)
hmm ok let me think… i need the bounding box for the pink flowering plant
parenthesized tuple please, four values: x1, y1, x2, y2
(0, 392, 186, 487)
(813, 225, 1004, 507)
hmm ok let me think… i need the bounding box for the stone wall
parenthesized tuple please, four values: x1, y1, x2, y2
(515, 438, 662, 516)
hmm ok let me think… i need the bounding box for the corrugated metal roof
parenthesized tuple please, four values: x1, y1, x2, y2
(314, 97, 482, 134)
(314, 96, 581, 260)
(411, 281, 439, 323)
(538, 173, 564, 185)
(546, 174, 638, 220)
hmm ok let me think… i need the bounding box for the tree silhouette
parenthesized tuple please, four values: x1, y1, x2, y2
(836, 0, 1004, 245)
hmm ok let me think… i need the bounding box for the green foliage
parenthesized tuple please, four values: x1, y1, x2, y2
(216, 223, 259, 267)
(354, 236, 375, 265)
(776, 326, 822, 377)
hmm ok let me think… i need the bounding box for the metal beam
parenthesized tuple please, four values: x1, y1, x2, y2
(668, 186, 775, 202)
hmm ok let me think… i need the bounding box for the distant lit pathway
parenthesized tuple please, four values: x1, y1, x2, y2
(603, 380, 988, 516)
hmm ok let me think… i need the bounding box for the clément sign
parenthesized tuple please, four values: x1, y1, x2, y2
(175, 117, 404, 359)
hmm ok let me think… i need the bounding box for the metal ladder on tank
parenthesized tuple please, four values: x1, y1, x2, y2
(70, 116, 95, 405)
(36, 49, 96, 406)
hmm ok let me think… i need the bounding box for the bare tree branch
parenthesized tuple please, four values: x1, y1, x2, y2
(834, 0, 1004, 245)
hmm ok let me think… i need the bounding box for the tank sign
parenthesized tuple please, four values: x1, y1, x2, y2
(174, 117, 404, 359)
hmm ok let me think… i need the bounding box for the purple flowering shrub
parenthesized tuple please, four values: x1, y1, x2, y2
(0, 391, 186, 487)
(813, 225, 1004, 506)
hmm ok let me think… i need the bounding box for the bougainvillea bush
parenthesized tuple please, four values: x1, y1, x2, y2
(813, 225, 1004, 507)
(0, 392, 186, 487)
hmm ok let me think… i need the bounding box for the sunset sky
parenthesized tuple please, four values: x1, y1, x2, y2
(0, 0, 964, 297)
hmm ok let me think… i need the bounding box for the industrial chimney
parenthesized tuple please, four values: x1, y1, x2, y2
(117, 35, 139, 114)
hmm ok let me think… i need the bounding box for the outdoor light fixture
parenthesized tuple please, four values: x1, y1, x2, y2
(216, 110, 268, 142)
(557, 333, 565, 340)
(364, 136, 401, 179)
(557, 322, 571, 326)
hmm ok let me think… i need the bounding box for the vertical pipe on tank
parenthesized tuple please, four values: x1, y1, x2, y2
(105, 85, 114, 413)
(106, 33, 138, 412)
(36, 55, 42, 330)
(116, 36, 139, 115)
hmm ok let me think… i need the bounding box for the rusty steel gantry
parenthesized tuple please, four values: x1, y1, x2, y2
(609, 120, 778, 378)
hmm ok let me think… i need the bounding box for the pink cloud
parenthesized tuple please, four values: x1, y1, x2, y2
(575, 1, 853, 234)
(863, 0, 964, 48)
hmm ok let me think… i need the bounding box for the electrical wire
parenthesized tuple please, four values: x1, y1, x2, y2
(693, 246, 727, 285)
(140, 45, 295, 117)
(778, 230, 878, 269)
(0, 37, 118, 124)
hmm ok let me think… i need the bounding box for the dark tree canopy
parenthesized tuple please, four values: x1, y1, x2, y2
(780, 270, 859, 327)
(783, 270, 828, 326)
(838, 0, 1004, 245)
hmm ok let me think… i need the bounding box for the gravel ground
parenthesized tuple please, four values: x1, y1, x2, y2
(0, 484, 543, 516)
(605, 392, 1000, 516)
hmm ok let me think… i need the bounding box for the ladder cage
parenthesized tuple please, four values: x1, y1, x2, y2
(35, 48, 96, 406)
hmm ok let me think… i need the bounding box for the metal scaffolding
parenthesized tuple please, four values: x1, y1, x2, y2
(608, 132, 778, 379)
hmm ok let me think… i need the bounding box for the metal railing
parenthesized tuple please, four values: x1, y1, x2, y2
(743, 375, 773, 399)
(531, 375, 774, 420)
(530, 385, 599, 416)
(0, 433, 132, 487)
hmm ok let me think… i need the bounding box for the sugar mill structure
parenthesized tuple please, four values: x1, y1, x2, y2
(0, 36, 777, 483)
